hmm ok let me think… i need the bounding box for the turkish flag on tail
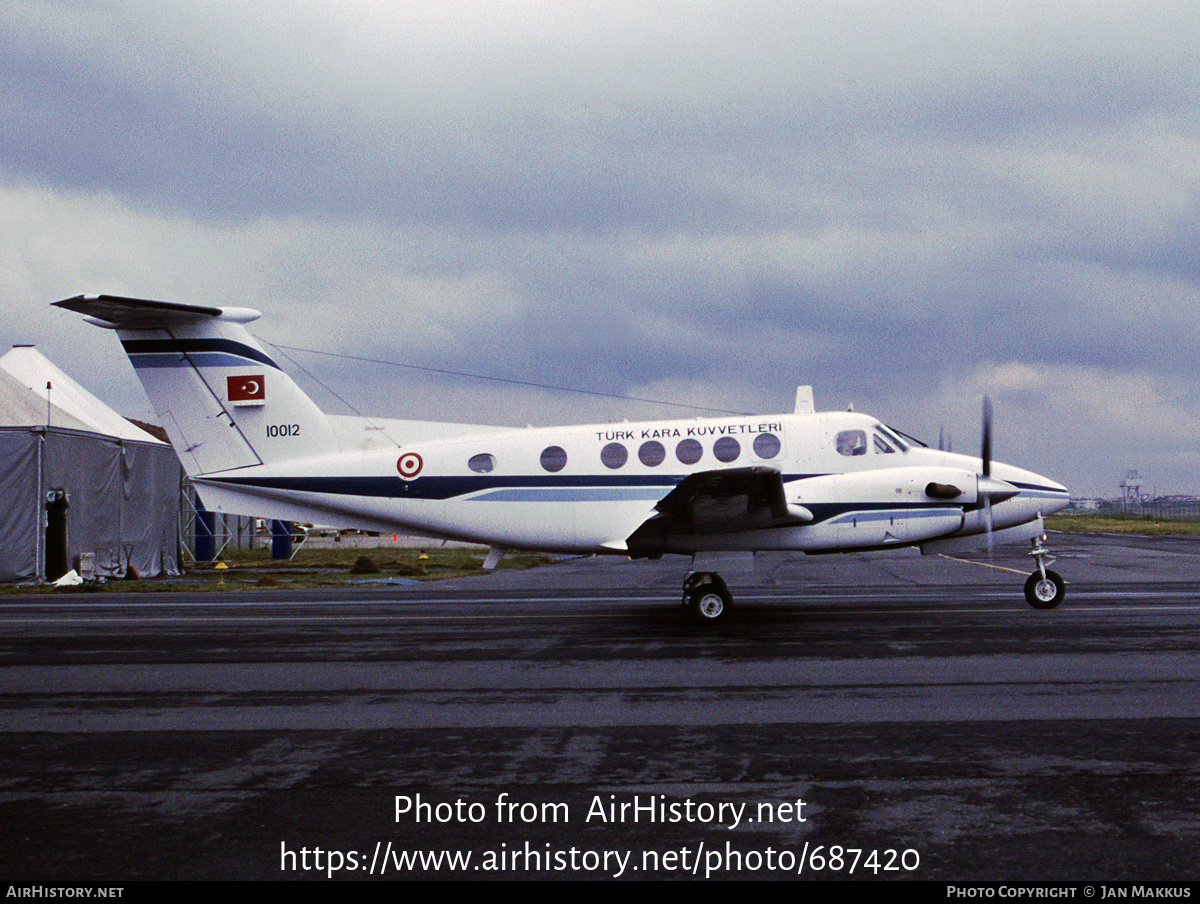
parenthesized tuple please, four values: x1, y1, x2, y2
(228, 374, 266, 403)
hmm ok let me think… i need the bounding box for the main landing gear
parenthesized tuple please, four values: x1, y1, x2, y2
(682, 571, 733, 623)
(681, 533, 1066, 622)
(1024, 533, 1065, 609)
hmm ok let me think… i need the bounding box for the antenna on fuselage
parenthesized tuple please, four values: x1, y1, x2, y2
(793, 385, 815, 415)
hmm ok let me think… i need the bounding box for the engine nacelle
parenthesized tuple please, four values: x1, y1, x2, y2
(785, 467, 972, 550)
(789, 466, 980, 508)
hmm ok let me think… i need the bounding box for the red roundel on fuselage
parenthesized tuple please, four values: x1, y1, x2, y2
(397, 453, 423, 479)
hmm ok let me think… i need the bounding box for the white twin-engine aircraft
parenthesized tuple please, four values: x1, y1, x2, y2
(56, 295, 1071, 621)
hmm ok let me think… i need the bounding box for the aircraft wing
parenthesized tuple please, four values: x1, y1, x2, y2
(626, 466, 809, 555)
(657, 466, 790, 529)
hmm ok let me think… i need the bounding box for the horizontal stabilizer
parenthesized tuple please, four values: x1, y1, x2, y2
(54, 295, 259, 328)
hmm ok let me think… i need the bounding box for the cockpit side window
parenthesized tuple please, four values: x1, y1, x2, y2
(873, 431, 896, 454)
(836, 429, 867, 456)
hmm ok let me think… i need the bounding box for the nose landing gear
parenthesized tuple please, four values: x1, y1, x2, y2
(1025, 533, 1065, 609)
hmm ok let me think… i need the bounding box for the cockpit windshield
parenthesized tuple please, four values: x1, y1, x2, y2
(875, 424, 909, 451)
(884, 425, 924, 449)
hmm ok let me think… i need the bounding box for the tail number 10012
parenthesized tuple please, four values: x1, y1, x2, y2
(267, 424, 300, 438)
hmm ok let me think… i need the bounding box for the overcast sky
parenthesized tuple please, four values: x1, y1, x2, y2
(3, 1, 1198, 497)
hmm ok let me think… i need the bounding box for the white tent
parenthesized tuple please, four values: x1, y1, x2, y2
(0, 345, 162, 442)
(0, 346, 182, 582)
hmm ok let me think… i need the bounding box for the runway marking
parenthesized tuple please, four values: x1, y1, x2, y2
(937, 553, 1050, 578)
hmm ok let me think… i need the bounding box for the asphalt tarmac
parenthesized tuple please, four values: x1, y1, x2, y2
(2, 531, 1199, 881)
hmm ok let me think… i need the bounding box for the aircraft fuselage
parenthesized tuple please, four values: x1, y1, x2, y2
(193, 408, 1069, 555)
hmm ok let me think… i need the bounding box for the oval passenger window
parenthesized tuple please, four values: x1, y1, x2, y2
(753, 432, 781, 460)
(468, 453, 495, 473)
(638, 440, 666, 467)
(600, 442, 628, 469)
(713, 436, 740, 463)
(676, 438, 703, 465)
(540, 446, 568, 472)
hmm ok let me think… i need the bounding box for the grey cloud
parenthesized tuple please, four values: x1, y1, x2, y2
(4, 1, 1200, 497)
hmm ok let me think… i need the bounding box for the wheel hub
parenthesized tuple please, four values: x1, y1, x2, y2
(697, 593, 724, 619)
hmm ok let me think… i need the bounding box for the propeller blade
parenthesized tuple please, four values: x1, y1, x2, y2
(986, 497, 994, 558)
(981, 396, 992, 478)
(982, 396, 994, 558)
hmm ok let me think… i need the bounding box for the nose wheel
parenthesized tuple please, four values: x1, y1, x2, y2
(683, 572, 733, 623)
(1024, 533, 1065, 609)
(1025, 569, 1065, 608)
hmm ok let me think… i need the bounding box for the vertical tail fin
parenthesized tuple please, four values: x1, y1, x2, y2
(54, 296, 339, 476)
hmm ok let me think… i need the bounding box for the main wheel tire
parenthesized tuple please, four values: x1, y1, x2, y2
(688, 580, 733, 623)
(1024, 569, 1065, 609)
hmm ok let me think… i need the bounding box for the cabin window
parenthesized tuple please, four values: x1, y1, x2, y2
(468, 453, 496, 473)
(600, 442, 628, 469)
(676, 438, 703, 465)
(540, 445, 568, 472)
(638, 440, 666, 467)
(836, 430, 867, 456)
(713, 436, 740, 463)
(753, 432, 781, 460)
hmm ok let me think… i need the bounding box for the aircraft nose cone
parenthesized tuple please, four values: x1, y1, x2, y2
(1030, 473, 1071, 514)
(989, 462, 1070, 515)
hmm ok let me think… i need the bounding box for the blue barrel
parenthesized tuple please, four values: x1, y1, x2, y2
(271, 520, 293, 560)
(195, 505, 216, 562)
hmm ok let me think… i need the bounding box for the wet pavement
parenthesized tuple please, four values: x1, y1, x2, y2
(1, 532, 1198, 880)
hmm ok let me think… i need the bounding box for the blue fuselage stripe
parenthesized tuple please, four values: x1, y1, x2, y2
(204, 474, 968, 525)
(827, 508, 958, 525)
(206, 474, 682, 501)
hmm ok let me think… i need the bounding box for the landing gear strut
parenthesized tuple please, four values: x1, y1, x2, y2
(682, 571, 733, 623)
(1024, 533, 1065, 609)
